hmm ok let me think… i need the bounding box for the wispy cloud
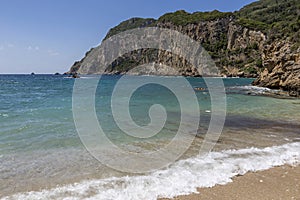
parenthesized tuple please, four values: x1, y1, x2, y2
(0, 43, 15, 51)
(27, 45, 40, 51)
(47, 49, 59, 56)
(7, 43, 14, 48)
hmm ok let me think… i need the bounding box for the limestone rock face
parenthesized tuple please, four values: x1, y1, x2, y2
(253, 41, 300, 96)
(68, 0, 300, 96)
(227, 23, 266, 51)
(68, 17, 266, 78)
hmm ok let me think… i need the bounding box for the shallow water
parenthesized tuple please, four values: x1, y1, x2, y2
(0, 75, 299, 199)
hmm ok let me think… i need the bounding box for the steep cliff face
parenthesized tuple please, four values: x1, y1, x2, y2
(69, 16, 266, 78)
(238, 0, 300, 96)
(253, 41, 300, 96)
(68, 0, 300, 96)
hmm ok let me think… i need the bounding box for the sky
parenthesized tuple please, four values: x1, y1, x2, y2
(0, 0, 256, 74)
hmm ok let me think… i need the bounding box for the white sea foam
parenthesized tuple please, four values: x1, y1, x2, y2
(63, 76, 99, 79)
(0, 113, 8, 117)
(241, 85, 271, 91)
(79, 76, 99, 79)
(232, 85, 272, 94)
(3, 142, 300, 200)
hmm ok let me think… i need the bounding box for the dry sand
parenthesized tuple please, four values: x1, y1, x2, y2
(161, 165, 300, 200)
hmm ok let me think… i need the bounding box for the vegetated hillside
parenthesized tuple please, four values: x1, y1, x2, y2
(237, 0, 300, 42)
(69, 0, 300, 96)
(238, 0, 300, 96)
(104, 18, 156, 40)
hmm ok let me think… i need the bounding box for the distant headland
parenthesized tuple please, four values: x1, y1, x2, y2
(68, 0, 300, 97)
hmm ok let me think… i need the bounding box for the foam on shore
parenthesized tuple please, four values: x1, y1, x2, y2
(2, 142, 300, 200)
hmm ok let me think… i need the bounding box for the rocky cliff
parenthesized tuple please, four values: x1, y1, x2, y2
(69, 0, 300, 96)
(253, 40, 300, 96)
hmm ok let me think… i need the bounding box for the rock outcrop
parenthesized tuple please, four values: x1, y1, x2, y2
(68, 0, 300, 96)
(69, 16, 266, 78)
(253, 41, 300, 96)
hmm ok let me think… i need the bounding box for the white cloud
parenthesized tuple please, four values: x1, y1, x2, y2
(7, 43, 14, 48)
(47, 49, 59, 56)
(0, 43, 16, 51)
(27, 46, 40, 51)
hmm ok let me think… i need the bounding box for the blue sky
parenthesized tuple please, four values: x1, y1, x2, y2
(0, 0, 256, 74)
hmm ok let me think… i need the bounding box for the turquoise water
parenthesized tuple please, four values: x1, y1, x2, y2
(0, 74, 300, 197)
(0, 75, 78, 154)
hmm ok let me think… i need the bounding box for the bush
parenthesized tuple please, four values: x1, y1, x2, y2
(236, 18, 270, 32)
(256, 58, 263, 68)
(158, 10, 233, 26)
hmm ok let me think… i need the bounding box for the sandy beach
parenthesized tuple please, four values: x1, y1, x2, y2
(161, 165, 300, 200)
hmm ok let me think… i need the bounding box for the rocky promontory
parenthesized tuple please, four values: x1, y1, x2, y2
(68, 0, 300, 96)
(253, 40, 300, 97)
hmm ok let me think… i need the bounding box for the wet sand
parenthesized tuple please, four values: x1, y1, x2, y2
(2, 114, 299, 198)
(161, 165, 300, 200)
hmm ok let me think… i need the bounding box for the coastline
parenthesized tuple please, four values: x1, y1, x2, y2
(161, 165, 300, 200)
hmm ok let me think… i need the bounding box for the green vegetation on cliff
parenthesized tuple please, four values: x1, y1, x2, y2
(104, 18, 156, 40)
(70, 0, 300, 83)
(237, 0, 300, 41)
(157, 10, 232, 26)
(103, 0, 300, 42)
(155, 0, 300, 42)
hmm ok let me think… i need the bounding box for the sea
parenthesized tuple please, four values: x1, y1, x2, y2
(0, 74, 300, 200)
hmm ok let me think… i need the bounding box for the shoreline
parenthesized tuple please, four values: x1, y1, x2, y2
(161, 165, 300, 200)
(1, 151, 299, 199)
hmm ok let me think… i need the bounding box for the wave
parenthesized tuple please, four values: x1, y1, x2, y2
(230, 85, 272, 94)
(63, 76, 99, 79)
(2, 142, 300, 200)
(0, 113, 8, 117)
